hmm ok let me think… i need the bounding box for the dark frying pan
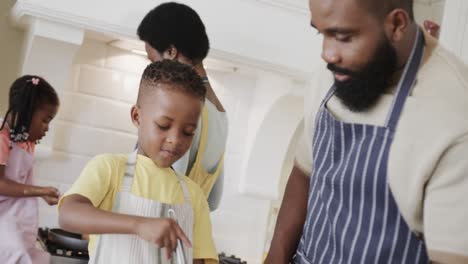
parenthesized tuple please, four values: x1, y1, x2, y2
(47, 228, 89, 252)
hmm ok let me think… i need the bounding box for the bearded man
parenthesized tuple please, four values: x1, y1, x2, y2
(265, 0, 468, 263)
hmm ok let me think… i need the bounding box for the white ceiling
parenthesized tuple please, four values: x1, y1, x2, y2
(277, 0, 444, 6)
(415, 0, 445, 4)
(257, 0, 446, 20)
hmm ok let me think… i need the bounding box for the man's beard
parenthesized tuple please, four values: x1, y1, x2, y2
(328, 37, 398, 112)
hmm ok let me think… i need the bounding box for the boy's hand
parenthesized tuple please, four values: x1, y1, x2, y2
(135, 217, 192, 260)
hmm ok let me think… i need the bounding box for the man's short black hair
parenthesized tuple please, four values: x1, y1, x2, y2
(361, 0, 414, 21)
(137, 2, 210, 61)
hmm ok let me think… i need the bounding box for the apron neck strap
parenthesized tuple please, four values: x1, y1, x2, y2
(125, 150, 138, 177)
(173, 171, 192, 204)
(384, 28, 425, 131)
(124, 149, 191, 204)
(322, 85, 337, 107)
(120, 150, 138, 193)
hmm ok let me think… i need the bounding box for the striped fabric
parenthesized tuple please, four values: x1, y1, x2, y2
(294, 29, 429, 264)
(89, 150, 194, 264)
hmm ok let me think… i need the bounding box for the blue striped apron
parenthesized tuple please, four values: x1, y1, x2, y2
(294, 29, 429, 264)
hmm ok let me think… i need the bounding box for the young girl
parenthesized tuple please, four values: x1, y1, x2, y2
(0, 75, 60, 263)
(59, 60, 218, 264)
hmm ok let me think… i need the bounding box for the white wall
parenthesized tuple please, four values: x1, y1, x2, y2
(440, 0, 468, 65)
(241, 89, 304, 199)
(12, 0, 321, 79)
(0, 0, 24, 114)
(414, 0, 446, 26)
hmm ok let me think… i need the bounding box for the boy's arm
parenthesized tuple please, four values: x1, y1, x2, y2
(193, 259, 204, 264)
(59, 194, 192, 259)
(59, 194, 140, 235)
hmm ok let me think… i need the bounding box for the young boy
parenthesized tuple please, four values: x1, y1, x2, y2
(58, 60, 218, 264)
(138, 3, 228, 211)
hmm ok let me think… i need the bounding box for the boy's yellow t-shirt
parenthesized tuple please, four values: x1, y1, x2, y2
(59, 154, 218, 263)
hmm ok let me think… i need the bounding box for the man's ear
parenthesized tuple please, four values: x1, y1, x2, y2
(131, 105, 141, 128)
(384, 8, 411, 42)
(163, 45, 179, 60)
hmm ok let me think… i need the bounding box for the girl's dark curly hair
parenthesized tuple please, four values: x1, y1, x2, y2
(1, 75, 59, 142)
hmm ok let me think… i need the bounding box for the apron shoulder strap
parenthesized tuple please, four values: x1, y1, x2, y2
(322, 85, 337, 107)
(174, 171, 192, 204)
(121, 150, 138, 193)
(385, 28, 425, 131)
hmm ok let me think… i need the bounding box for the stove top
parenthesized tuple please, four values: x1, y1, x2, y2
(219, 252, 247, 264)
(38, 228, 89, 264)
(39, 228, 247, 264)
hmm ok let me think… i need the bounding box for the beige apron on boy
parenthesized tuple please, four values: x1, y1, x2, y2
(89, 150, 194, 264)
(0, 137, 50, 264)
(188, 106, 224, 198)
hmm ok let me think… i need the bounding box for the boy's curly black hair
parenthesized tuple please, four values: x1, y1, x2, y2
(137, 2, 209, 62)
(137, 60, 206, 104)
